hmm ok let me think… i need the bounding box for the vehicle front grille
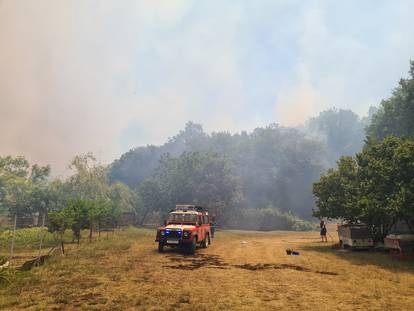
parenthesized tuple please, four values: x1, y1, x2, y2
(166, 230, 182, 239)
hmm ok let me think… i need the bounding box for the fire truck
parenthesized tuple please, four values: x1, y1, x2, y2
(155, 204, 212, 254)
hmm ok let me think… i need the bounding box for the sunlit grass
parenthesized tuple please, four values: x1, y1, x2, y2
(1, 227, 414, 310)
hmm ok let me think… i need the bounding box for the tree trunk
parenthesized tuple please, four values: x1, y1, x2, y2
(60, 232, 65, 255)
(76, 230, 80, 246)
(89, 226, 93, 242)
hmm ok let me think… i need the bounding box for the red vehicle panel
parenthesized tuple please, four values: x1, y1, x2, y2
(155, 204, 213, 254)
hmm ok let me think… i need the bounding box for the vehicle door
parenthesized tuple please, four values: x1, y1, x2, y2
(197, 215, 204, 241)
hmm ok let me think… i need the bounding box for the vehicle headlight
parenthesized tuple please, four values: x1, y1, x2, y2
(183, 231, 190, 238)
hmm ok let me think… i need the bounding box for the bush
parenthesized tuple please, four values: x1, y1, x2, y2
(225, 207, 314, 231)
(0, 227, 56, 250)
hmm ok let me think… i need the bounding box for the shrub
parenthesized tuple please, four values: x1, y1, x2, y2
(225, 207, 314, 231)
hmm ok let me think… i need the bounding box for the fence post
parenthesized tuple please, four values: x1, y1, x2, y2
(9, 213, 17, 267)
(37, 213, 46, 260)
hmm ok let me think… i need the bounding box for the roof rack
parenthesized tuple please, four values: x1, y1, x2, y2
(175, 204, 208, 213)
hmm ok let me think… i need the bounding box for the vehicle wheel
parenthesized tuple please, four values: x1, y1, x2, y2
(202, 234, 209, 248)
(158, 242, 164, 253)
(188, 238, 196, 254)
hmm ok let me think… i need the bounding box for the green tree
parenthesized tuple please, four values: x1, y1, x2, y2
(313, 156, 360, 222)
(138, 152, 241, 222)
(367, 61, 414, 140)
(66, 153, 109, 201)
(48, 207, 74, 254)
(0, 156, 50, 222)
(313, 136, 414, 241)
(136, 180, 162, 225)
(307, 108, 365, 163)
(67, 198, 90, 244)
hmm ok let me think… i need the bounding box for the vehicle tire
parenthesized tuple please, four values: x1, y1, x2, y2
(158, 242, 164, 253)
(188, 237, 196, 254)
(202, 234, 209, 248)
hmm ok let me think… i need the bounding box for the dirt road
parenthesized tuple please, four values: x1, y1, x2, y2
(2, 228, 414, 310)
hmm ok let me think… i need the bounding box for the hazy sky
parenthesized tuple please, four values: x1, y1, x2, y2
(1, 1, 413, 175)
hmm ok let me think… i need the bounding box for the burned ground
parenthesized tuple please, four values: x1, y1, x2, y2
(163, 253, 338, 276)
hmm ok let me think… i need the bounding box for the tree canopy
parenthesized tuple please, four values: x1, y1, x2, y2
(313, 136, 414, 240)
(306, 108, 366, 163)
(109, 123, 337, 220)
(367, 61, 414, 140)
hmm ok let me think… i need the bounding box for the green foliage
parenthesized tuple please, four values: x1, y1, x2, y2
(111, 123, 328, 220)
(313, 136, 414, 240)
(0, 156, 50, 220)
(66, 153, 110, 201)
(307, 108, 366, 163)
(313, 156, 360, 222)
(48, 208, 74, 234)
(367, 61, 414, 140)
(138, 152, 241, 221)
(66, 198, 91, 242)
(314, 61, 414, 240)
(0, 227, 55, 250)
(226, 207, 314, 231)
(109, 182, 136, 212)
(136, 179, 162, 225)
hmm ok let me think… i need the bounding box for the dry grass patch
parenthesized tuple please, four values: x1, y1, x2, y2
(1, 227, 414, 310)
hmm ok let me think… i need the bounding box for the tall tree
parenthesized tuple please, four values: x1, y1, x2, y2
(307, 108, 365, 163)
(0, 156, 50, 221)
(367, 61, 414, 140)
(313, 136, 414, 240)
(140, 152, 241, 220)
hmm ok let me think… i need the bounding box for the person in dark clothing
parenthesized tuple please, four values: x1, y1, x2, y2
(320, 221, 327, 242)
(210, 215, 216, 238)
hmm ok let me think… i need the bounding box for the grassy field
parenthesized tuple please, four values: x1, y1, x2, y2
(1, 226, 414, 310)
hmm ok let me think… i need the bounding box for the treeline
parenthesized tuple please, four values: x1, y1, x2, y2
(313, 61, 414, 240)
(1, 72, 382, 233)
(109, 110, 368, 227)
(0, 154, 137, 243)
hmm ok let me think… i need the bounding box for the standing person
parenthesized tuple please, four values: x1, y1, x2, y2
(320, 221, 327, 242)
(320, 220, 324, 229)
(210, 215, 216, 238)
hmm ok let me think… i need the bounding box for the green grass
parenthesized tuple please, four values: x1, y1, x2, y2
(0, 227, 58, 251)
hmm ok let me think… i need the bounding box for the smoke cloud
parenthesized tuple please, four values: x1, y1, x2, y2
(1, 1, 414, 175)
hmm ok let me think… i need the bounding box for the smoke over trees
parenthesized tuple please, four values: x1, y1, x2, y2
(0, 105, 370, 231)
(109, 109, 368, 226)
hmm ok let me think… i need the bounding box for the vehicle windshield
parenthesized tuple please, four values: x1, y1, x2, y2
(168, 213, 197, 224)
